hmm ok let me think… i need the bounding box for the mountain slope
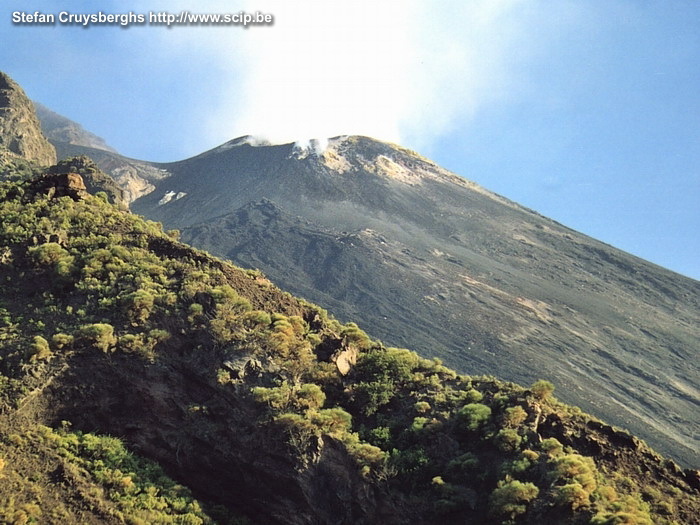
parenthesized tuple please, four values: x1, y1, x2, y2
(0, 72, 56, 166)
(35, 103, 117, 153)
(128, 136, 700, 468)
(0, 164, 698, 524)
(31, 104, 170, 204)
(48, 141, 170, 205)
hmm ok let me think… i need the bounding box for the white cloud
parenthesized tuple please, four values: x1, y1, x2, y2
(137, 0, 557, 151)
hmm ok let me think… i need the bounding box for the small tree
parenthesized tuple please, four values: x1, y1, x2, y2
(503, 405, 528, 428)
(531, 379, 555, 401)
(489, 479, 539, 520)
(458, 403, 492, 431)
(79, 323, 117, 353)
(28, 242, 68, 266)
(29, 335, 52, 361)
(122, 289, 155, 324)
(495, 428, 522, 453)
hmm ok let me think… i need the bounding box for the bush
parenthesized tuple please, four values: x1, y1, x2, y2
(540, 437, 564, 457)
(414, 401, 431, 414)
(28, 242, 68, 266)
(531, 379, 555, 401)
(241, 310, 272, 329)
(347, 441, 386, 469)
(489, 479, 539, 520)
(252, 384, 293, 410)
(550, 453, 597, 493)
(29, 335, 52, 361)
(503, 405, 528, 428)
(122, 289, 155, 324)
(28, 242, 75, 278)
(296, 383, 326, 410)
(309, 407, 353, 436)
(78, 323, 117, 353)
(495, 428, 522, 453)
(463, 388, 483, 403)
(341, 322, 371, 350)
(458, 403, 492, 431)
(555, 482, 591, 510)
(51, 333, 74, 350)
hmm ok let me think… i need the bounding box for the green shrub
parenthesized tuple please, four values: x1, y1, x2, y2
(555, 482, 591, 509)
(28, 242, 68, 266)
(51, 333, 74, 350)
(489, 479, 539, 520)
(494, 428, 522, 453)
(411, 417, 429, 432)
(346, 441, 386, 469)
(354, 379, 395, 416)
(78, 323, 117, 353)
(252, 384, 293, 410)
(550, 453, 597, 493)
(531, 379, 555, 401)
(122, 289, 156, 323)
(458, 403, 492, 431)
(28, 242, 75, 278)
(29, 335, 52, 361)
(365, 426, 391, 449)
(309, 407, 353, 436)
(414, 401, 431, 414)
(463, 388, 483, 403)
(503, 405, 528, 428)
(241, 310, 271, 329)
(296, 383, 326, 410)
(341, 322, 371, 350)
(540, 437, 564, 457)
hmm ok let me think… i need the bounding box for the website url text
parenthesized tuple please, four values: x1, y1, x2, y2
(11, 11, 274, 29)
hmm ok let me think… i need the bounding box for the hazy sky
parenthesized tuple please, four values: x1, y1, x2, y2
(1, 1, 698, 279)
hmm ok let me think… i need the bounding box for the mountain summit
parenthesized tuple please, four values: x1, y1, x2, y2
(0, 72, 56, 166)
(127, 135, 700, 468)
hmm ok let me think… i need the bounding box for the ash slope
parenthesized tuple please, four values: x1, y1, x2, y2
(129, 136, 700, 468)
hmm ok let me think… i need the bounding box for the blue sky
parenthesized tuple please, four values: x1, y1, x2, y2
(1, 1, 698, 279)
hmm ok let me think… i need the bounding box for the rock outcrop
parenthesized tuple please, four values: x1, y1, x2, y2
(30, 172, 88, 201)
(47, 155, 126, 205)
(0, 72, 56, 166)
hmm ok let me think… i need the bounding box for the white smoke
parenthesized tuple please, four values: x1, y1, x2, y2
(291, 138, 330, 158)
(136, 0, 570, 152)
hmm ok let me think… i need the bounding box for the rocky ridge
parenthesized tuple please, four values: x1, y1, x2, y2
(0, 72, 56, 166)
(35, 102, 117, 153)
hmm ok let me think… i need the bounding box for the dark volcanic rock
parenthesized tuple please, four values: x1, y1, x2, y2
(0, 72, 56, 166)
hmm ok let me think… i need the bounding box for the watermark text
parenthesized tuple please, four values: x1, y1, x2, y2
(11, 11, 274, 29)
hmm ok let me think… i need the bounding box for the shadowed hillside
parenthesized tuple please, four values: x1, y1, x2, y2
(122, 136, 699, 468)
(0, 161, 698, 524)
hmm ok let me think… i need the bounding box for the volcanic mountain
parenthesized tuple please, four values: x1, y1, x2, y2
(29, 105, 698, 468)
(0, 71, 697, 522)
(119, 135, 698, 468)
